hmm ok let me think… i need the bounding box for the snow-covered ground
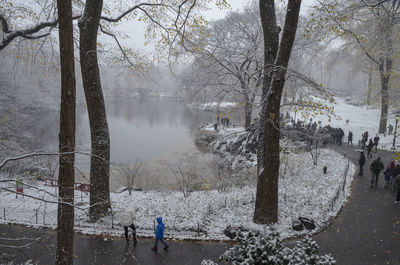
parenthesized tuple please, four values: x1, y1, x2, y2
(300, 97, 400, 152)
(0, 148, 354, 241)
(189, 102, 238, 111)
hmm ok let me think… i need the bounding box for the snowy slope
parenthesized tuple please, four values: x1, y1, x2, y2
(301, 97, 400, 151)
(0, 148, 354, 241)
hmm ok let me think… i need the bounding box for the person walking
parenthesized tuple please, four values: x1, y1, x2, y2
(373, 134, 380, 150)
(384, 167, 392, 189)
(370, 157, 384, 187)
(358, 151, 366, 176)
(392, 163, 400, 190)
(394, 173, 400, 204)
(151, 217, 169, 251)
(389, 124, 394, 135)
(348, 131, 353, 146)
(361, 131, 368, 148)
(118, 203, 138, 243)
(367, 139, 374, 158)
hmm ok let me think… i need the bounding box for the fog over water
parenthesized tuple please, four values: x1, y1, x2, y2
(36, 97, 212, 165)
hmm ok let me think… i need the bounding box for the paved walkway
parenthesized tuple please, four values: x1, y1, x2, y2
(315, 144, 400, 265)
(0, 224, 230, 264)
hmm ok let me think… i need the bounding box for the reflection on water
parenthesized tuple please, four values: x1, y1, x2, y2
(37, 97, 212, 164)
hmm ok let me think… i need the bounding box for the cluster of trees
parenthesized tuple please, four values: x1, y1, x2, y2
(2, 0, 399, 263)
(312, 0, 400, 133)
(1, 0, 228, 263)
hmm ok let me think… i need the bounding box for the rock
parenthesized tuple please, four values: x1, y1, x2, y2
(292, 220, 304, 231)
(223, 226, 237, 239)
(298, 217, 316, 230)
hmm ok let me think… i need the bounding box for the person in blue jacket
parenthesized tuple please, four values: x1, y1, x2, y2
(151, 217, 169, 251)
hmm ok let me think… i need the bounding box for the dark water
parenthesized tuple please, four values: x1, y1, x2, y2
(35, 97, 212, 164)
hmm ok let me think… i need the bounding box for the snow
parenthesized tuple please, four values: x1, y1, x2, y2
(189, 102, 238, 111)
(299, 97, 400, 152)
(8, 97, 395, 241)
(0, 149, 354, 241)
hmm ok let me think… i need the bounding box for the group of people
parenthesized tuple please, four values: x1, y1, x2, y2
(358, 152, 400, 204)
(330, 128, 345, 145)
(214, 115, 231, 131)
(359, 131, 380, 158)
(118, 204, 169, 251)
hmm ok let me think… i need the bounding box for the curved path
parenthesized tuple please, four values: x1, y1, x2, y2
(315, 144, 400, 265)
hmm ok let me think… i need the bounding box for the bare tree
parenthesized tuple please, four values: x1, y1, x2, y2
(55, 0, 76, 263)
(314, 0, 400, 133)
(117, 160, 143, 195)
(186, 6, 263, 128)
(78, 0, 112, 221)
(254, 0, 302, 224)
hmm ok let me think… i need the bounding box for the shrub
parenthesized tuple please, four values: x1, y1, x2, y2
(217, 229, 335, 265)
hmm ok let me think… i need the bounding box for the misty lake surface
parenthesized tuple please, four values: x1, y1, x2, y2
(38, 97, 211, 164)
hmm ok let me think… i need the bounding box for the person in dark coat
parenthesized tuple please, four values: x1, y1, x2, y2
(338, 128, 344, 146)
(389, 124, 394, 135)
(373, 134, 380, 150)
(151, 217, 169, 251)
(362, 131, 369, 148)
(367, 139, 374, 158)
(358, 151, 366, 176)
(392, 163, 400, 189)
(370, 157, 384, 187)
(384, 167, 392, 189)
(394, 174, 400, 204)
(348, 131, 353, 146)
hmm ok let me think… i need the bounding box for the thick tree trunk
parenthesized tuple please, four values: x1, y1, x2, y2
(256, 0, 279, 176)
(254, 0, 301, 224)
(78, 0, 111, 221)
(378, 58, 392, 134)
(55, 0, 76, 263)
(366, 66, 373, 105)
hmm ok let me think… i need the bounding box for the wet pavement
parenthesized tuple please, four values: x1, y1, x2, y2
(0, 224, 230, 264)
(315, 144, 400, 265)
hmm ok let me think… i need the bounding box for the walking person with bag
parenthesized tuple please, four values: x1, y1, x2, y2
(117, 203, 138, 243)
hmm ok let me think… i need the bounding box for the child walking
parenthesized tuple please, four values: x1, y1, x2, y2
(151, 217, 169, 251)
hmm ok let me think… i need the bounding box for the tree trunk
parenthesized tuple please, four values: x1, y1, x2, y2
(244, 93, 252, 129)
(55, 0, 76, 263)
(78, 0, 111, 221)
(254, 0, 301, 224)
(378, 57, 392, 134)
(366, 66, 373, 105)
(256, 0, 279, 176)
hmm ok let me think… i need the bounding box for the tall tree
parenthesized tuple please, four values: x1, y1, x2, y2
(55, 0, 76, 263)
(314, 0, 400, 133)
(78, 0, 111, 221)
(254, 0, 302, 224)
(199, 8, 263, 129)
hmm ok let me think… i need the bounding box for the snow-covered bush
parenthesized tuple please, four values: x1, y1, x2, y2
(201, 260, 219, 265)
(219, 229, 336, 265)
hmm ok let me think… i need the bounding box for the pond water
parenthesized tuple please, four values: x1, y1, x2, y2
(37, 97, 212, 163)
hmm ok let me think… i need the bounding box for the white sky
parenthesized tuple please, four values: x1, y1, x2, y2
(111, 0, 317, 52)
